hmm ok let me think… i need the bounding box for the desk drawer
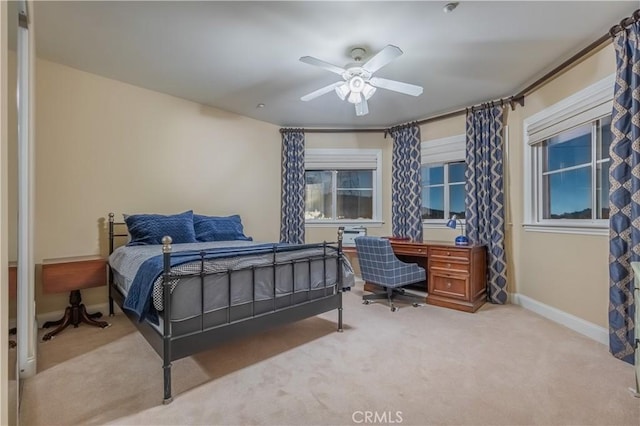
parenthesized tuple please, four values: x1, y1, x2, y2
(392, 244, 428, 256)
(429, 247, 470, 261)
(430, 260, 470, 273)
(430, 273, 468, 300)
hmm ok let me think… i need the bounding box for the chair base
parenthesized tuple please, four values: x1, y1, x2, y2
(363, 286, 423, 312)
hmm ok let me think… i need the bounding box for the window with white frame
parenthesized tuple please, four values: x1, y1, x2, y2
(421, 135, 466, 225)
(524, 74, 614, 235)
(304, 149, 382, 225)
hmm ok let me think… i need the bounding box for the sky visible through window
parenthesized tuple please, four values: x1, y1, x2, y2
(543, 116, 611, 219)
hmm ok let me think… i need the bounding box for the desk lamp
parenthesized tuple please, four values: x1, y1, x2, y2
(446, 215, 469, 246)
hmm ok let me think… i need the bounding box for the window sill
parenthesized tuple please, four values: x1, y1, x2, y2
(305, 220, 384, 228)
(523, 223, 608, 236)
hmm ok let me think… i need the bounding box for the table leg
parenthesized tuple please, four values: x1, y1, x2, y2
(42, 290, 110, 341)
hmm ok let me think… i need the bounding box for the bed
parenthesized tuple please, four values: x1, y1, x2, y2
(107, 212, 353, 403)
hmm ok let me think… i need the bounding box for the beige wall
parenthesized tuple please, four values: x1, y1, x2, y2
(509, 46, 615, 327)
(28, 58, 283, 314)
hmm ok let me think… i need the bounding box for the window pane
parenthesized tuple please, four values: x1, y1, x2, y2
(448, 162, 466, 184)
(543, 167, 592, 219)
(597, 161, 610, 219)
(305, 171, 332, 220)
(337, 170, 372, 189)
(545, 123, 592, 172)
(449, 184, 465, 219)
(422, 165, 444, 185)
(337, 189, 372, 219)
(422, 186, 444, 219)
(598, 115, 612, 161)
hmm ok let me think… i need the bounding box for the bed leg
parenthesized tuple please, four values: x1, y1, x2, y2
(108, 296, 114, 317)
(337, 307, 343, 333)
(163, 363, 173, 404)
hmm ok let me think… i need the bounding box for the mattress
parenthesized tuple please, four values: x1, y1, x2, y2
(109, 240, 353, 329)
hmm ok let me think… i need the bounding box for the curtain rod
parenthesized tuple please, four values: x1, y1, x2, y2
(298, 128, 386, 134)
(414, 95, 525, 126)
(283, 9, 639, 135)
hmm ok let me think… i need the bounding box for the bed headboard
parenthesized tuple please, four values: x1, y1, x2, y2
(108, 212, 129, 254)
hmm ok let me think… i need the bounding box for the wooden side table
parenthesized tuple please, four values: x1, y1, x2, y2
(41, 256, 110, 341)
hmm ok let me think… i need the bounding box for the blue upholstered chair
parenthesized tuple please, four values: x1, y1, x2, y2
(354, 236, 426, 312)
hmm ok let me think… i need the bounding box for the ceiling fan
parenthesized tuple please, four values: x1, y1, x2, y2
(299, 45, 423, 116)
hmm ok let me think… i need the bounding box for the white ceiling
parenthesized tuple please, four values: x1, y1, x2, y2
(23, 1, 639, 128)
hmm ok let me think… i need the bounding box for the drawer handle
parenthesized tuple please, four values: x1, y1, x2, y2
(447, 263, 451, 268)
(447, 251, 451, 256)
(446, 282, 452, 288)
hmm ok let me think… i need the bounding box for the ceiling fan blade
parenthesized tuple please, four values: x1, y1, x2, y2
(300, 56, 345, 76)
(355, 99, 369, 116)
(300, 81, 344, 101)
(362, 45, 403, 74)
(369, 77, 423, 96)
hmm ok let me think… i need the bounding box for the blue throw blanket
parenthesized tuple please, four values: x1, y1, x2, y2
(123, 243, 334, 323)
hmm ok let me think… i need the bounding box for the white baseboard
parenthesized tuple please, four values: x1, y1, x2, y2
(511, 293, 608, 346)
(36, 302, 110, 327)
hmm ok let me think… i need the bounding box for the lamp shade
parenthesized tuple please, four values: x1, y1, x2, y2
(447, 215, 458, 229)
(445, 215, 469, 246)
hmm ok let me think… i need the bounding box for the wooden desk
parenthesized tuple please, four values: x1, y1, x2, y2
(362, 241, 487, 313)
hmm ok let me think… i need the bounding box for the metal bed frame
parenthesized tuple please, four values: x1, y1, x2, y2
(107, 213, 345, 403)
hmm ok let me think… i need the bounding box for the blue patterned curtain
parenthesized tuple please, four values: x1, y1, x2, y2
(608, 22, 639, 364)
(280, 129, 305, 244)
(465, 106, 507, 304)
(389, 123, 423, 241)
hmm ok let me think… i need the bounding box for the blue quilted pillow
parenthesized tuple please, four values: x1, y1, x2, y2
(124, 211, 197, 246)
(193, 214, 252, 242)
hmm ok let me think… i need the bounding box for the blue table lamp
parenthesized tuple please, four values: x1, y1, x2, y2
(446, 215, 469, 246)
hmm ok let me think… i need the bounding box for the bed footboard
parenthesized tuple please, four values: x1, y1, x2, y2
(107, 213, 346, 403)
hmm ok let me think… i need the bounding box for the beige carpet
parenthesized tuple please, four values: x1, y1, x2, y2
(20, 284, 640, 426)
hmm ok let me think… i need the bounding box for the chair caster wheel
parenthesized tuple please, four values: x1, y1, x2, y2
(391, 306, 398, 312)
(412, 303, 420, 307)
(363, 300, 371, 305)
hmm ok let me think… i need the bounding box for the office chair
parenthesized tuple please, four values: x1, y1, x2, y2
(354, 236, 426, 312)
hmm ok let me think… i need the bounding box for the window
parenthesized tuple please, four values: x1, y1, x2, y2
(524, 74, 614, 235)
(539, 117, 611, 220)
(421, 135, 466, 226)
(422, 161, 466, 220)
(304, 149, 382, 226)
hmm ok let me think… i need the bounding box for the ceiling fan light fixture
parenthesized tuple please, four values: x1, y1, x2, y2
(348, 75, 365, 93)
(335, 83, 350, 100)
(362, 84, 376, 100)
(348, 91, 362, 104)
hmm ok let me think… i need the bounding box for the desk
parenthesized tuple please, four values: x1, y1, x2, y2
(361, 241, 487, 313)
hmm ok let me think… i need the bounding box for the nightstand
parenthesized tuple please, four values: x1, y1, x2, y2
(41, 256, 110, 341)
